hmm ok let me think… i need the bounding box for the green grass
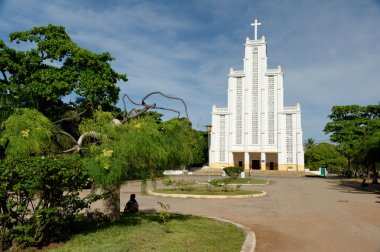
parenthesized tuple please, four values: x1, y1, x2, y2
(211, 178, 268, 185)
(48, 213, 245, 252)
(155, 187, 262, 195)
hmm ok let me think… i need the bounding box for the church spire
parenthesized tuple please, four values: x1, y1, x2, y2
(250, 19, 261, 40)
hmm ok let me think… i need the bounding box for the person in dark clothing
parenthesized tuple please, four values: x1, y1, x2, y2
(124, 194, 139, 213)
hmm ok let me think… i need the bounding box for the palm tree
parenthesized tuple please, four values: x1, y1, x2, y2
(304, 137, 316, 149)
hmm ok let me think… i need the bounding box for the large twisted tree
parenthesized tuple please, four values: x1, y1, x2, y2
(0, 25, 206, 249)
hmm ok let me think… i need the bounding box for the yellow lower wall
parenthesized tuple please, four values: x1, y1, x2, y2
(278, 164, 305, 171)
(209, 163, 232, 169)
(210, 162, 305, 171)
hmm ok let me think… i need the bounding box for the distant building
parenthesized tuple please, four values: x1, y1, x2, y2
(209, 19, 304, 171)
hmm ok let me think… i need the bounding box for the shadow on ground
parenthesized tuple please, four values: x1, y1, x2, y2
(326, 179, 380, 203)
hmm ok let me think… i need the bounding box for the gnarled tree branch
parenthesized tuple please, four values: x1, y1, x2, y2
(122, 91, 189, 123)
(55, 130, 101, 153)
(55, 130, 78, 145)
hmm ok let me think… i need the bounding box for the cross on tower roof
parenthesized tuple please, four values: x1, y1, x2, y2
(251, 19, 261, 40)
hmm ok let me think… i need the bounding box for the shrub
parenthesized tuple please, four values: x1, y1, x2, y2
(157, 202, 171, 232)
(208, 179, 241, 192)
(176, 179, 195, 191)
(0, 155, 100, 250)
(223, 166, 244, 179)
(161, 179, 195, 191)
(162, 178, 173, 187)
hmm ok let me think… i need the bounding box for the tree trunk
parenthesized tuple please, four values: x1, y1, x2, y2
(86, 185, 120, 221)
(371, 163, 378, 184)
(103, 185, 121, 221)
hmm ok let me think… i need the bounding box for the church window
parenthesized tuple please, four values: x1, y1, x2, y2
(268, 76, 275, 145)
(235, 78, 243, 145)
(219, 115, 226, 162)
(251, 48, 259, 144)
(286, 114, 293, 163)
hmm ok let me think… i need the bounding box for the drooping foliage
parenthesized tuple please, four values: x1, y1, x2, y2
(80, 112, 205, 188)
(0, 108, 68, 156)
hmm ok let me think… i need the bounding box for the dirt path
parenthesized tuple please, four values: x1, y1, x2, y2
(120, 176, 380, 252)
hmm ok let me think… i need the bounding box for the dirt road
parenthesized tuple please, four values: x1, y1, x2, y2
(120, 176, 380, 252)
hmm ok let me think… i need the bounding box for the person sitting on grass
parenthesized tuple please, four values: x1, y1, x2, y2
(124, 193, 139, 213)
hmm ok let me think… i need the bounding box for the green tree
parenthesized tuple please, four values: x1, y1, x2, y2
(0, 109, 97, 250)
(304, 137, 316, 150)
(324, 105, 380, 168)
(0, 24, 206, 248)
(352, 131, 380, 183)
(78, 112, 205, 220)
(0, 24, 127, 120)
(161, 118, 205, 169)
(304, 142, 347, 172)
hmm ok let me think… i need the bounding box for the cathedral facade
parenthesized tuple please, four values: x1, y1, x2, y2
(209, 20, 304, 171)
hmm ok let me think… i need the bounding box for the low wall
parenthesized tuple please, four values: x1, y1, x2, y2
(163, 170, 189, 175)
(304, 168, 327, 176)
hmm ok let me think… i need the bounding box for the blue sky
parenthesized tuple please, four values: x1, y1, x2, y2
(1, 0, 379, 142)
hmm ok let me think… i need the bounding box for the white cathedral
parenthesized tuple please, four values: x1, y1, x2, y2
(209, 19, 304, 171)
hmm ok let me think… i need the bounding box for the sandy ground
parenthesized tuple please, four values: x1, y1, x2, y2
(119, 175, 380, 252)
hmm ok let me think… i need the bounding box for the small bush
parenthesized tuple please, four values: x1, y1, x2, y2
(174, 179, 195, 191)
(208, 179, 241, 192)
(162, 179, 195, 191)
(223, 166, 244, 179)
(162, 178, 173, 187)
(157, 202, 171, 232)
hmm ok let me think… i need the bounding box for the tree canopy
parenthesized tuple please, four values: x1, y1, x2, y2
(80, 112, 205, 188)
(0, 24, 127, 120)
(304, 142, 347, 172)
(324, 104, 380, 166)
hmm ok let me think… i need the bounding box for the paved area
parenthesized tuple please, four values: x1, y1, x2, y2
(120, 176, 380, 252)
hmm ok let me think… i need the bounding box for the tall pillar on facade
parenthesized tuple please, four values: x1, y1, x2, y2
(260, 152, 266, 170)
(244, 152, 250, 170)
(228, 152, 234, 166)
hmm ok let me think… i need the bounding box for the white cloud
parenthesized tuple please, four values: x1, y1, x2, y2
(1, 0, 380, 141)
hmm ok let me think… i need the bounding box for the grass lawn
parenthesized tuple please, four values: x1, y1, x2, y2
(154, 187, 262, 195)
(47, 213, 245, 252)
(211, 178, 268, 185)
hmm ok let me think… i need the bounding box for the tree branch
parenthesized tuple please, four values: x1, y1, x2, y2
(121, 104, 155, 123)
(121, 91, 189, 123)
(55, 131, 101, 153)
(55, 131, 78, 144)
(0, 70, 8, 83)
(77, 131, 101, 146)
(141, 91, 189, 119)
(122, 93, 144, 119)
(54, 109, 87, 124)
